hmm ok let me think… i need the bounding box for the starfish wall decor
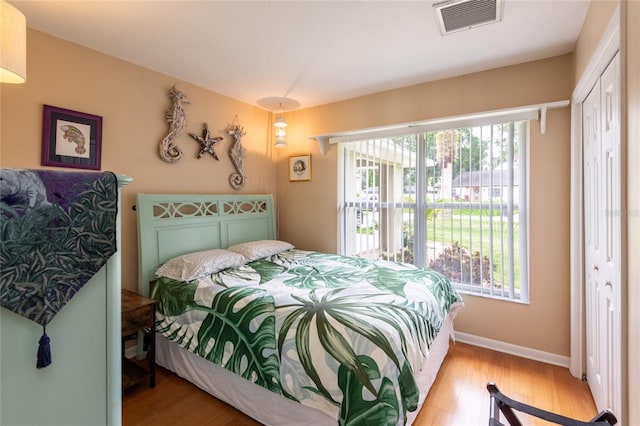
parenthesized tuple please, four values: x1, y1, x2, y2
(189, 123, 223, 160)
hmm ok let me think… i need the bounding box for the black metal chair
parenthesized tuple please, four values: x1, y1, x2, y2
(487, 382, 617, 426)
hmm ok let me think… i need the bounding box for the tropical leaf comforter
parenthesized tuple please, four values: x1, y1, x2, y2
(152, 249, 463, 425)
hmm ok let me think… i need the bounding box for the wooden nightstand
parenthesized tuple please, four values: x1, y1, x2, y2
(121, 289, 157, 390)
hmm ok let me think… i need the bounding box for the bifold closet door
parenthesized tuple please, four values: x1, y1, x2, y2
(583, 51, 621, 418)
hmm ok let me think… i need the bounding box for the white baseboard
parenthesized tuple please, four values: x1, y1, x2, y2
(125, 345, 137, 359)
(124, 330, 150, 359)
(124, 344, 150, 360)
(455, 331, 571, 369)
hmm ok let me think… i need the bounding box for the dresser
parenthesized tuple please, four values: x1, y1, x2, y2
(0, 174, 131, 426)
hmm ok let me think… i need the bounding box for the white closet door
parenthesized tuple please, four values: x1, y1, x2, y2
(583, 76, 604, 410)
(583, 51, 621, 417)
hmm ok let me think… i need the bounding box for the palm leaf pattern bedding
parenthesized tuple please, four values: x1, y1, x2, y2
(152, 249, 463, 425)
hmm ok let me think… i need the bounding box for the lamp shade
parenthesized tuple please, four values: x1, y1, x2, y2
(0, 0, 27, 84)
(274, 114, 287, 128)
(257, 97, 299, 149)
(274, 109, 287, 147)
(275, 124, 287, 147)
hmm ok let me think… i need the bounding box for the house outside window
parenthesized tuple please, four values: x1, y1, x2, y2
(339, 120, 529, 302)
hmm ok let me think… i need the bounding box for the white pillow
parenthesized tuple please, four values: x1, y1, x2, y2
(155, 249, 248, 281)
(227, 240, 294, 262)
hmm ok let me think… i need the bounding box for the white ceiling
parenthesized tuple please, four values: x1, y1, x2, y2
(11, 0, 590, 110)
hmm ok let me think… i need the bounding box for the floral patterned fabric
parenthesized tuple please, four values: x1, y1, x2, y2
(0, 169, 118, 327)
(153, 249, 463, 425)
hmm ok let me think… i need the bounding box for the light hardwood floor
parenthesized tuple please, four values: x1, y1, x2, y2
(123, 342, 597, 426)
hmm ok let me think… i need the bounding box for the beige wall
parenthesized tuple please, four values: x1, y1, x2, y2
(573, 0, 619, 83)
(278, 55, 575, 357)
(0, 29, 277, 294)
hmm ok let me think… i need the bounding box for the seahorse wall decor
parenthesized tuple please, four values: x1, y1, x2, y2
(228, 119, 247, 190)
(159, 85, 190, 163)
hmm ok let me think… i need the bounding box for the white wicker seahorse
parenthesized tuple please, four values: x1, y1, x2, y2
(159, 85, 190, 163)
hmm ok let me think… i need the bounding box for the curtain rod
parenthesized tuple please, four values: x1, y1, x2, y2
(309, 100, 570, 154)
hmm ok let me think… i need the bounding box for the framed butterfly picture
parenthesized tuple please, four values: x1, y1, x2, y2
(41, 104, 103, 170)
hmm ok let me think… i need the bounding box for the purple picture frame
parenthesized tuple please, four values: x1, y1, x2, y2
(41, 104, 103, 170)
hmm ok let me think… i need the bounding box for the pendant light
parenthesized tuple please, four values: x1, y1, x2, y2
(274, 103, 288, 148)
(257, 97, 300, 149)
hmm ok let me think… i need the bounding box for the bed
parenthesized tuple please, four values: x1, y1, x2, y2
(136, 193, 463, 425)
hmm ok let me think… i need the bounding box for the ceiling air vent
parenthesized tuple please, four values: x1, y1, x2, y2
(434, 0, 503, 35)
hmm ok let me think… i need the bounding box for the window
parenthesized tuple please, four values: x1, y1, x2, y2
(339, 119, 529, 302)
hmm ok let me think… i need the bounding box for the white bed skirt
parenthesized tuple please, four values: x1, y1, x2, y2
(155, 302, 463, 425)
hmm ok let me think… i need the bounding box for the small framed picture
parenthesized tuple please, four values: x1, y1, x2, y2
(41, 104, 103, 170)
(289, 154, 311, 182)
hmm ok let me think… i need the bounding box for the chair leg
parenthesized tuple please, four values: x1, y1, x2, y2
(487, 382, 522, 426)
(486, 382, 617, 426)
(590, 409, 617, 425)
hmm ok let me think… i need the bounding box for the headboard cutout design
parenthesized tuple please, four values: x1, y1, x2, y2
(136, 194, 275, 296)
(152, 201, 219, 218)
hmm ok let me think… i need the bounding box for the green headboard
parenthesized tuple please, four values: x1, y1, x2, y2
(136, 193, 276, 296)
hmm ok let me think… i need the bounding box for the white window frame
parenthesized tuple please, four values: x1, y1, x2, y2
(336, 108, 542, 303)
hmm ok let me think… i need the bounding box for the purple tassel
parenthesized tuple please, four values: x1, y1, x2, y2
(37, 327, 51, 369)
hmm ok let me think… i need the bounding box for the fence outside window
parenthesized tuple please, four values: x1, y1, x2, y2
(339, 120, 529, 302)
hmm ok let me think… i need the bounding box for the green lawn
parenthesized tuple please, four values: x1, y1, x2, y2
(425, 213, 520, 288)
(350, 204, 521, 289)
